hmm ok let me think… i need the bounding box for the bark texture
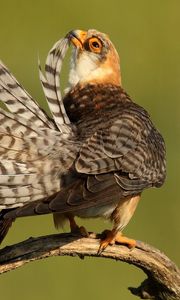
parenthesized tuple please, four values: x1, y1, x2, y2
(0, 233, 179, 300)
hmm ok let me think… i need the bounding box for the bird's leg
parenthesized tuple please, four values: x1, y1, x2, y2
(98, 195, 140, 253)
(67, 214, 89, 237)
(98, 229, 136, 253)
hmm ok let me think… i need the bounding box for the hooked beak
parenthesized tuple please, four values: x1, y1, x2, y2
(67, 30, 87, 50)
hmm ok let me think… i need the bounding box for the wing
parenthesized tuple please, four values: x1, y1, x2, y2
(75, 105, 166, 189)
(48, 105, 166, 212)
(0, 36, 71, 134)
(0, 114, 77, 209)
(0, 60, 54, 129)
(0, 38, 76, 210)
(13, 104, 165, 218)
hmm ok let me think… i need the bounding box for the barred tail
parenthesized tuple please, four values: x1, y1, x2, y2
(38, 37, 71, 133)
(0, 61, 54, 130)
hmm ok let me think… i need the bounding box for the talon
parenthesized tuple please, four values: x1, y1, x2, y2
(98, 229, 136, 253)
(67, 215, 89, 237)
(71, 223, 89, 237)
(71, 224, 89, 237)
(98, 241, 108, 254)
(98, 230, 115, 254)
(78, 226, 89, 237)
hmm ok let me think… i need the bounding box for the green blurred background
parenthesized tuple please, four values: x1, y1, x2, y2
(0, 1, 179, 299)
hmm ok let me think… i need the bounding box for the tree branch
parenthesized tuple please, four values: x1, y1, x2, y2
(0, 233, 179, 300)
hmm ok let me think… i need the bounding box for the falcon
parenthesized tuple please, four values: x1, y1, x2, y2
(0, 29, 166, 252)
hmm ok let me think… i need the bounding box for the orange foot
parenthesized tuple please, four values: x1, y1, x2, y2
(98, 230, 136, 254)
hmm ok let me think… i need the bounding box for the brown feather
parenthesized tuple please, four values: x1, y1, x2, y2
(0, 216, 14, 244)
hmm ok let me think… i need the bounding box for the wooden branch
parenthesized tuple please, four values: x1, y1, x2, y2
(0, 233, 179, 300)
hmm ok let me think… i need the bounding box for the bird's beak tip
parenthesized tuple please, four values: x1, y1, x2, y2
(66, 29, 87, 49)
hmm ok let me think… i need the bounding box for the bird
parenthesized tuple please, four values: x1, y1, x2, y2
(0, 29, 166, 252)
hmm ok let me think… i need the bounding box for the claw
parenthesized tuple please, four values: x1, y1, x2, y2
(98, 230, 136, 254)
(68, 215, 89, 237)
(77, 226, 89, 237)
(71, 224, 89, 237)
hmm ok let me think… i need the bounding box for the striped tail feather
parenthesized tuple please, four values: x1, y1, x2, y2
(0, 108, 67, 208)
(0, 36, 77, 243)
(39, 38, 71, 133)
(0, 134, 67, 210)
(0, 107, 44, 137)
(0, 61, 54, 130)
(0, 104, 77, 209)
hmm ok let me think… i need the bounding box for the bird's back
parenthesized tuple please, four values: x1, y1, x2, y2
(64, 83, 166, 189)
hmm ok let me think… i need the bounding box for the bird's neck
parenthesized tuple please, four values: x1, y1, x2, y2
(65, 50, 122, 93)
(63, 83, 131, 124)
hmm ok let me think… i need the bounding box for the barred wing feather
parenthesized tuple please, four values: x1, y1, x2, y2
(0, 38, 77, 209)
(75, 107, 166, 190)
(39, 38, 71, 132)
(0, 61, 54, 129)
(0, 126, 78, 209)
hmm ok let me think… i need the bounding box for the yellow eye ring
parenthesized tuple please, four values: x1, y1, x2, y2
(89, 37, 102, 53)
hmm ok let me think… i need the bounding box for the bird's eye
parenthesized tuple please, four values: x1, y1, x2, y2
(89, 37, 102, 53)
(92, 41, 100, 48)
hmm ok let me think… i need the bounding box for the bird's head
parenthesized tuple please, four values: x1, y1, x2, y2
(66, 29, 121, 90)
